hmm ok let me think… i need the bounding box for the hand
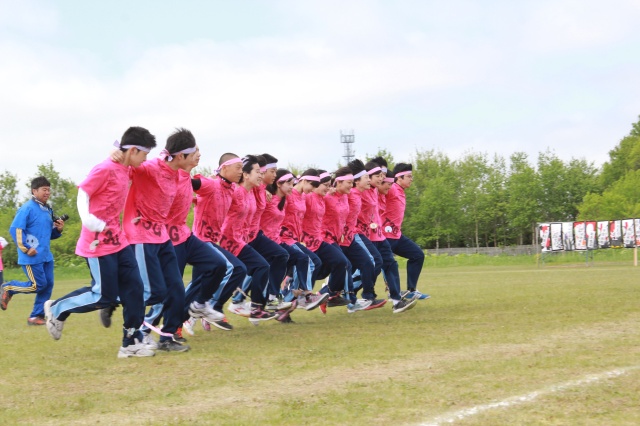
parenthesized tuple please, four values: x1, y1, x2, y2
(54, 219, 65, 232)
(27, 247, 37, 256)
(265, 192, 273, 202)
(110, 149, 124, 163)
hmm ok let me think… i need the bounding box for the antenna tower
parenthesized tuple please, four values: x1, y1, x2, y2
(341, 130, 355, 164)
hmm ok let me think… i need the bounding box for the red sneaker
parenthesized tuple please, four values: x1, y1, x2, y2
(27, 316, 46, 326)
(0, 286, 12, 310)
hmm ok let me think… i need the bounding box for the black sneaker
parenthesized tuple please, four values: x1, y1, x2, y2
(173, 329, 188, 343)
(99, 304, 117, 328)
(157, 339, 190, 352)
(392, 298, 417, 314)
(327, 295, 350, 307)
(210, 317, 234, 331)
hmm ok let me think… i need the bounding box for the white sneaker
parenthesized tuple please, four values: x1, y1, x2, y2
(304, 293, 330, 311)
(183, 317, 196, 336)
(141, 332, 158, 350)
(265, 298, 292, 311)
(118, 339, 156, 358)
(347, 299, 372, 313)
(188, 301, 207, 318)
(44, 300, 64, 340)
(296, 295, 308, 309)
(229, 301, 252, 317)
(202, 302, 226, 323)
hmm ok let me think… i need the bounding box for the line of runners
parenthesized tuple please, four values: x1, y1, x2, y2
(1, 126, 428, 358)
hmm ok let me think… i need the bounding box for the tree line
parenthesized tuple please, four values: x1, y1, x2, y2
(1, 117, 640, 267)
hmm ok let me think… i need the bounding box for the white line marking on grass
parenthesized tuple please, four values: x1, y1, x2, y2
(421, 366, 640, 426)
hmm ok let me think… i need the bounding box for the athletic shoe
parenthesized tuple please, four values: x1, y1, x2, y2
(401, 290, 430, 300)
(44, 300, 64, 340)
(347, 299, 372, 313)
(392, 298, 417, 314)
(296, 295, 307, 309)
(173, 328, 187, 343)
(202, 304, 226, 324)
(0, 285, 11, 310)
(210, 317, 233, 331)
(327, 295, 350, 308)
(276, 299, 298, 322)
(99, 304, 117, 328)
(201, 318, 211, 331)
(249, 307, 277, 325)
(183, 317, 196, 336)
(117, 340, 155, 358)
(363, 298, 387, 310)
(141, 332, 158, 350)
(304, 292, 330, 311)
(157, 339, 190, 352)
(280, 315, 295, 324)
(266, 298, 292, 311)
(229, 301, 252, 318)
(319, 300, 327, 314)
(27, 316, 45, 326)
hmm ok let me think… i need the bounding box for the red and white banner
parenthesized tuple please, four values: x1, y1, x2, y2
(622, 219, 635, 248)
(539, 223, 550, 251)
(574, 222, 587, 250)
(597, 221, 610, 248)
(562, 222, 575, 251)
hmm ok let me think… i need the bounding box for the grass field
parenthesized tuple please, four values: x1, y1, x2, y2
(1, 259, 639, 425)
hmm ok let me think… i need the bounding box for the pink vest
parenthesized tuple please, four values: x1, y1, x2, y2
(192, 176, 235, 244)
(322, 192, 349, 246)
(345, 190, 363, 246)
(382, 183, 406, 239)
(247, 184, 267, 242)
(123, 158, 177, 245)
(219, 185, 255, 256)
(358, 187, 384, 242)
(280, 188, 305, 246)
(165, 169, 194, 246)
(300, 192, 325, 252)
(76, 159, 130, 257)
(260, 194, 286, 243)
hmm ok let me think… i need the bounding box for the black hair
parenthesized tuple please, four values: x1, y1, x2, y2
(219, 152, 238, 165)
(370, 156, 388, 169)
(384, 169, 396, 180)
(260, 153, 278, 165)
(256, 155, 267, 168)
(267, 169, 293, 210)
(31, 176, 51, 190)
(299, 168, 319, 187)
(120, 126, 156, 152)
(348, 159, 366, 181)
(393, 163, 413, 175)
(238, 155, 259, 184)
(332, 166, 352, 186)
(364, 160, 383, 175)
(165, 127, 196, 157)
(315, 169, 331, 188)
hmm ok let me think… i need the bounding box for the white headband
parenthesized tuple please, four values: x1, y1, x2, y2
(113, 140, 151, 153)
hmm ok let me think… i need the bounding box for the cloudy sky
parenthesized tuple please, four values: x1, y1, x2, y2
(2, 0, 640, 187)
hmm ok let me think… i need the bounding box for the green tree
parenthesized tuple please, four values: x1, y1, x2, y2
(0, 170, 19, 212)
(484, 155, 508, 247)
(506, 152, 540, 245)
(599, 135, 640, 189)
(404, 150, 459, 249)
(578, 169, 640, 220)
(456, 151, 490, 249)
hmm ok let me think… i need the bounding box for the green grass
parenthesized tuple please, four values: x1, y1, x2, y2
(1, 262, 639, 425)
